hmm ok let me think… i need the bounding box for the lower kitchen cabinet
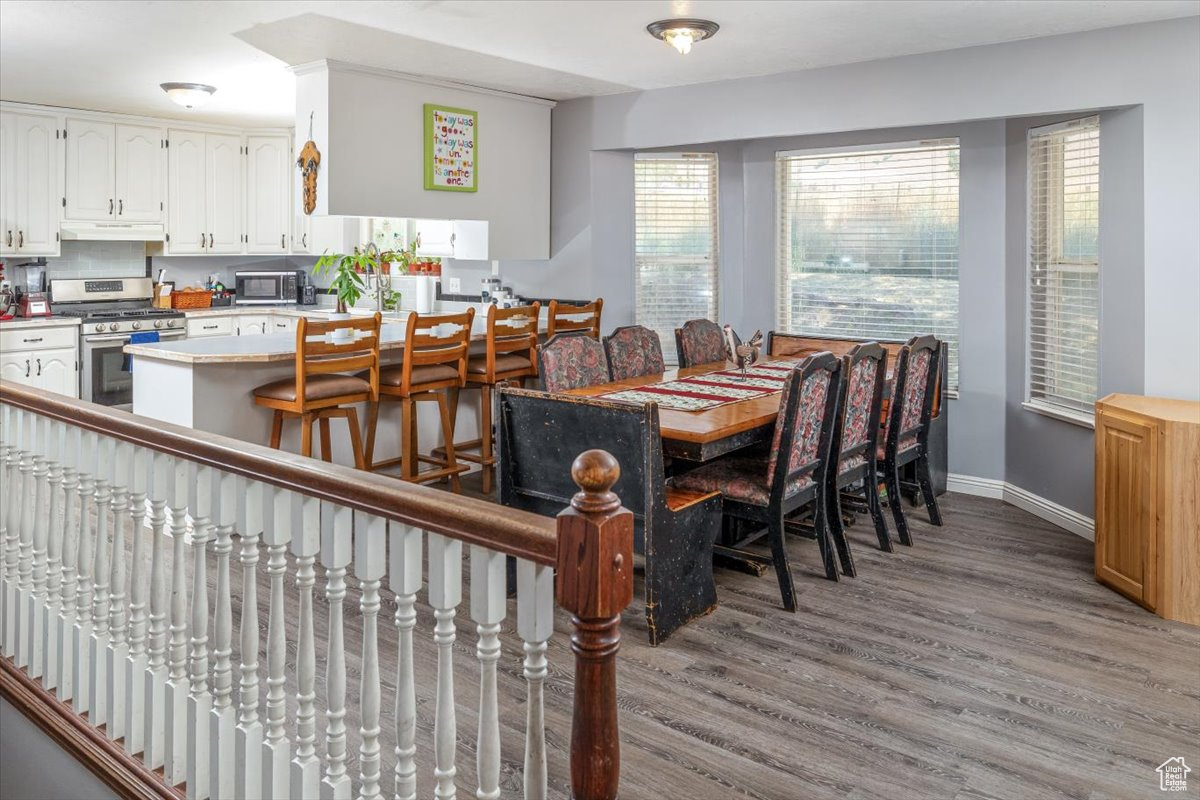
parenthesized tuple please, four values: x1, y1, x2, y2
(187, 315, 234, 338)
(237, 314, 269, 336)
(0, 325, 79, 398)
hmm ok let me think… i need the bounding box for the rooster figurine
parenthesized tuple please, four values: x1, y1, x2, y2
(723, 325, 763, 377)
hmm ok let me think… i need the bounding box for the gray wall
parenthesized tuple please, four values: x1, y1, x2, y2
(0, 697, 116, 800)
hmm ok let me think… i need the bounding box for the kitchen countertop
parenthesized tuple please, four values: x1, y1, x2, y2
(0, 316, 82, 329)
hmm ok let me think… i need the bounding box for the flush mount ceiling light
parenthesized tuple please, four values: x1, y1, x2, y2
(159, 82, 217, 109)
(646, 18, 719, 55)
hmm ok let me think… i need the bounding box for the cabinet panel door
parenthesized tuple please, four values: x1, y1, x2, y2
(237, 315, 268, 336)
(1095, 411, 1159, 609)
(167, 129, 206, 254)
(206, 133, 243, 254)
(14, 114, 62, 256)
(269, 315, 298, 334)
(0, 351, 33, 387)
(116, 124, 163, 222)
(33, 346, 79, 398)
(245, 135, 289, 254)
(0, 113, 14, 255)
(65, 118, 115, 221)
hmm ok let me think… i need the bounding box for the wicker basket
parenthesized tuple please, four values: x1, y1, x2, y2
(171, 289, 212, 310)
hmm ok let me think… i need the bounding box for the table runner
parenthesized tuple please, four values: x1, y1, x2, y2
(598, 361, 796, 411)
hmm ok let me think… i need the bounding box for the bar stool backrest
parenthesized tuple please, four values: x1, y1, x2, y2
(400, 308, 476, 393)
(484, 302, 542, 381)
(295, 313, 382, 402)
(547, 298, 603, 339)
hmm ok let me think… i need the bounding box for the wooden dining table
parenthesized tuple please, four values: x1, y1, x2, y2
(566, 357, 806, 463)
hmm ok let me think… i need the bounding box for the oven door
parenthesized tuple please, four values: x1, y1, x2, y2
(82, 330, 186, 409)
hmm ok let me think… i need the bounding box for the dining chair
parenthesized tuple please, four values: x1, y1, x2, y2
(670, 352, 843, 611)
(363, 308, 475, 491)
(252, 312, 381, 469)
(877, 334, 943, 545)
(825, 342, 891, 568)
(674, 318, 727, 367)
(438, 301, 540, 495)
(547, 298, 603, 339)
(538, 332, 610, 392)
(603, 324, 666, 381)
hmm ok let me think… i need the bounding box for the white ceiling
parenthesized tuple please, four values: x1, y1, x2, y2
(1, 0, 1197, 127)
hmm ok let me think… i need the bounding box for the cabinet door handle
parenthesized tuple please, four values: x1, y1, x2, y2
(25, 360, 30, 378)
(109, 198, 114, 215)
(201, 231, 206, 247)
(203, 324, 219, 330)
(118, 199, 124, 215)
(209, 233, 214, 248)
(22, 337, 43, 344)
(17, 230, 23, 248)
(36, 358, 42, 377)
(281, 234, 286, 249)
(302, 233, 307, 248)
(5, 230, 10, 247)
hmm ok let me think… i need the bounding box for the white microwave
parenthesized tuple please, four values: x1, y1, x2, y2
(234, 270, 301, 304)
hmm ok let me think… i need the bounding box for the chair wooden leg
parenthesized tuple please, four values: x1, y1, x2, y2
(916, 453, 943, 526)
(300, 412, 314, 458)
(344, 407, 366, 470)
(812, 491, 839, 582)
(400, 398, 416, 481)
(436, 392, 461, 494)
(826, 481, 856, 577)
(767, 512, 797, 612)
(446, 386, 461, 432)
(269, 410, 283, 449)
(479, 383, 493, 495)
(865, 466, 893, 553)
(319, 417, 333, 463)
(882, 458, 912, 546)
(364, 401, 380, 469)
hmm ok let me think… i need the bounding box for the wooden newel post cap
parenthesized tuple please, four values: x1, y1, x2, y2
(571, 449, 621, 513)
(557, 449, 635, 618)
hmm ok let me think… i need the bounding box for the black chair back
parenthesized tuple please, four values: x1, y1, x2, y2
(767, 352, 842, 507)
(832, 342, 888, 473)
(886, 335, 942, 453)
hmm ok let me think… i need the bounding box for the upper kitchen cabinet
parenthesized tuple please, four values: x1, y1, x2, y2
(167, 129, 242, 254)
(245, 135, 290, 254)
(414, 218, 489, 260)
(0, 109, 63, 257)
(65, 119, 163, 222)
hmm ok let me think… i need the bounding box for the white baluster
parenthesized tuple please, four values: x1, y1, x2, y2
(517, 560, 554, 800)
(321, 505, 352, 800)
(15, 410, 35, 667)
(165, 454, 192, 785)
(144, 452, 172, 771)
(72, 430, 98, 715)
(26, 416, 50, 678)
(356, 512, 386, 800)
(187, 464, 215, 800)
(209, 473, 238, 800)
(124, 448, 150, 756)
(261, 488, 293, 800)
(235, 479, 264, 800)
(0, 405, 11, 653)
(1, 406, 19, 656)
(55, 425, 80, 702)
(88, 435, 115, 727)
(41, 420, 65, 689)
(291, 496, 320, 800)
(428, 533, 462, 800)
(390, 524, 422, 800)
(106, 441, 133, 742)
(470, 547, 505, 800)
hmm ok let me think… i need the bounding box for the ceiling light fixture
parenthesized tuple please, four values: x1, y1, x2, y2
(159, 82, 217, 109)
(646, 18, 719, 55)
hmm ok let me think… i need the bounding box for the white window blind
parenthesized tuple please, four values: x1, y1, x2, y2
(635, 153, 719, 364)
(1027, 116, 1100, 417)
(776, 140, 960, 390)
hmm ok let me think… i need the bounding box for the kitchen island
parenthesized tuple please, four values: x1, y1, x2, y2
(124, 314, 500, 469)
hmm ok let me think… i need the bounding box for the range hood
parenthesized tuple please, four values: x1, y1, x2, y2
(60, 222, 165, 242)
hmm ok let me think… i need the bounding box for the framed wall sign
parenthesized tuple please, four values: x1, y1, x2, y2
(424, 104, 478, 192)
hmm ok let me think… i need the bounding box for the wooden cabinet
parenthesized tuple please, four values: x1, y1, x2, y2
(206, 133, 242, 254)
(66, 119, 163, 222)
(1095, 394, 1200, 625)
(0, 110, 62, 257)
(0, 325, 79, 398)
(167, 129, 242, 254)
(246, 135, 290, 254)
(115, 124, 164, 222)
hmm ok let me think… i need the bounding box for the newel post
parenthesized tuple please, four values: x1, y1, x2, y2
(556, 449, 634, 800)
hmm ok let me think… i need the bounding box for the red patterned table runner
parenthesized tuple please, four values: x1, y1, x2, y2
(598, 362, 796, 411)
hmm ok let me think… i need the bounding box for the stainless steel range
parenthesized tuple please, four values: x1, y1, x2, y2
(51, 277, 187, 408)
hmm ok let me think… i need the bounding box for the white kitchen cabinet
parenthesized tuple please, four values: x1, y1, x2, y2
(246, 135, 290, 254)
(237, 314, 269, 336)
(167, 129, 242, 255)
(0, 110, 63, 257)
(269, 314, 298, 334)
(206, 133, 242, 254)
(186, 315, 234, 338)
(115, 124, 164, 222)
(414, 218, 488, 260)
(65, 120, 163, 223)
(0, 325, 79, 398)
(30, 347, 77, 396)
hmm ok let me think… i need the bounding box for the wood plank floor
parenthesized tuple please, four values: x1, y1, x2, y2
(103, 480, 1199, 799)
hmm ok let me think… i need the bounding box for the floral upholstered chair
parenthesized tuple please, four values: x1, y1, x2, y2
(876, 335, 943, 546)
(671, 352, 843, 611)
(674, 319, 727, 367)
(538, 333, 611, 393)
(826, 343, 890, 570)
(604, 325, 666, 381)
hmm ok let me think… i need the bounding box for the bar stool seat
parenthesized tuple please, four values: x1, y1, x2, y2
(467, 353, 532, 374)
(254, 373, 371, 403)
(377, 363, 460, 387)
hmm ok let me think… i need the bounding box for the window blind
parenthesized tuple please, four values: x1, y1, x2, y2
(776, 140, 960, 390)
(1027, 116, 1100, 416)
(635, 153, 719, 364)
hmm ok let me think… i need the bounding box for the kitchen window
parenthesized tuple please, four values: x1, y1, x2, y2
(776, 140, 960, 390)
(1026, 116, 1100, 422)
(634, 153, 719, 364)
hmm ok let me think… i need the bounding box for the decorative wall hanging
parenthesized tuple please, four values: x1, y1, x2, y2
(424, 104, 477, 192)
(297, 111, 321, 215)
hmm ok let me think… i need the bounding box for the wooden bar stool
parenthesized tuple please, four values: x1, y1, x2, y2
(547, 298, 603, 339)
(439, 302, 540, 494)
(252, 313, 381, 469)
(363, 308, 475, 491)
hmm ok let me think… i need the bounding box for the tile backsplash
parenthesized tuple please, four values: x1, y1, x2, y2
(44, 241, 148, 279)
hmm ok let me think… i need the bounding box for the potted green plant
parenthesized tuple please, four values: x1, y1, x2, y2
(312, 249, 373, 314)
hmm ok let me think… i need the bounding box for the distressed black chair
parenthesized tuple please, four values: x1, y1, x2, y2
(603, 324, 666, 381)
(877, 335, 943, 545)
(538, 332, 610, 392)
(671, 353, 843, 611)
(497, 388, 722, 645)
(826, 342, 891, 566)
(674, 318, 727, 367)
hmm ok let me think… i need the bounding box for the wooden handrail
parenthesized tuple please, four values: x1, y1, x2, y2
(0, 383, 558, 565)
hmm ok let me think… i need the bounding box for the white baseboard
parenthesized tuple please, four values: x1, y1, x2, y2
(947, 472, 1095, 541)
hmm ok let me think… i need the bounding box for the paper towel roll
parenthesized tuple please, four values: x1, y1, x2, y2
(414, 276, 436, 313)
